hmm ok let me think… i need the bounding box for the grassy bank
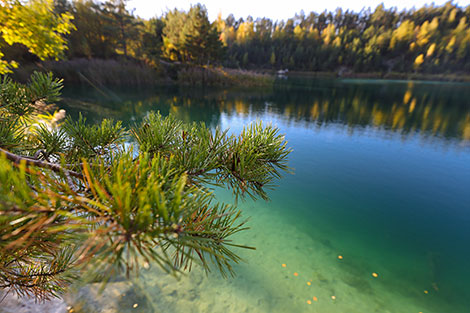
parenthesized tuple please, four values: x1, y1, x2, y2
(12, 59, 274, 88)
(13, 58, 168, 87)
(174, 65, 273, 87)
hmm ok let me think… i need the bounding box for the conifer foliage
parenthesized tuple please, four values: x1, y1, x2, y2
(0, 72, 291, 300)
(162, 4, 224, 65)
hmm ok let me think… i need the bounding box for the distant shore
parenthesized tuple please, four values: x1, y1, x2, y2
(266, 70, 470, 83)
(12, 58, 470, 88)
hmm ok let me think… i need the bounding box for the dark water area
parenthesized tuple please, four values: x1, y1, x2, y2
(60, 78, 470, 313)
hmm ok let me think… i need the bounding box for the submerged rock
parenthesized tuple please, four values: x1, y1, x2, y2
(0, 292, 67, 313)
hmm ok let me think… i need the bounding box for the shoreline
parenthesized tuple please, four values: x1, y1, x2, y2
(12, 58, 470, 87)
(268, 70, 470, 83)
(12, 59, 274, 88)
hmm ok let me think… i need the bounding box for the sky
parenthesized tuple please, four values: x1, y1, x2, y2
(126, 0, 470, 21)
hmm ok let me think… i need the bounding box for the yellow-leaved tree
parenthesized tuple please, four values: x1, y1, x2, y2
(0, 0, 75, 74)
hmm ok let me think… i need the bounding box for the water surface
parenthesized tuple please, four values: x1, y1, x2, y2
(61, 78, 470, 313)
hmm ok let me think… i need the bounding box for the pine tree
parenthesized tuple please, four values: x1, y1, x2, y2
(183, 4, 224, 65)
(162, 4, 224, 65)
(0, 72, 291, 300)
(102, 0, 141, 58)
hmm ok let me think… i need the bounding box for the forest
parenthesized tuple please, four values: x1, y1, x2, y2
(2, 0, 470, 77)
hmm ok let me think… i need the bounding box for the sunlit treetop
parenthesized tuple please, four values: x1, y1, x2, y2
(0, 0, 75, 74)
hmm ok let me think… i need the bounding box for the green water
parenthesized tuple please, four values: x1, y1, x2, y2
(60, 78, 470, 313)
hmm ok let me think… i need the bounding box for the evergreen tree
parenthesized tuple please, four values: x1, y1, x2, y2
(0, 72, 291, 300)
(183, 4, 224, 65)
(162, 4, 224, 65)
(162, 8, 188, 62)
(102, 0, 140, 58)
(137, 17, 165, 66)
(66, 0, 117, 59)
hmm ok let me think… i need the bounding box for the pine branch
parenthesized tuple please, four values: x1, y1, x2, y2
(1, 73, 292, 301)
(0, 148, 82, 179)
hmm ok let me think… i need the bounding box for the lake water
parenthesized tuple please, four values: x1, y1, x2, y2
(60, 78, 470, 313)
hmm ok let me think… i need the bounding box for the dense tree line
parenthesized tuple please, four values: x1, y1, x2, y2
(2, 0, 470, 74)
(219, 2, 470, 73)
(51, 0, 223, 67)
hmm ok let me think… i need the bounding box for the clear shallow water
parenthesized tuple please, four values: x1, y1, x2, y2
(60, 78, 470, 313)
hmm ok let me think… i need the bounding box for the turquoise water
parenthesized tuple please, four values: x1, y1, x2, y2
(61, 78, 470, 313)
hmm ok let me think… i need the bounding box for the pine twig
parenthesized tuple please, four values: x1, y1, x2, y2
(33, 149, 50, 162)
